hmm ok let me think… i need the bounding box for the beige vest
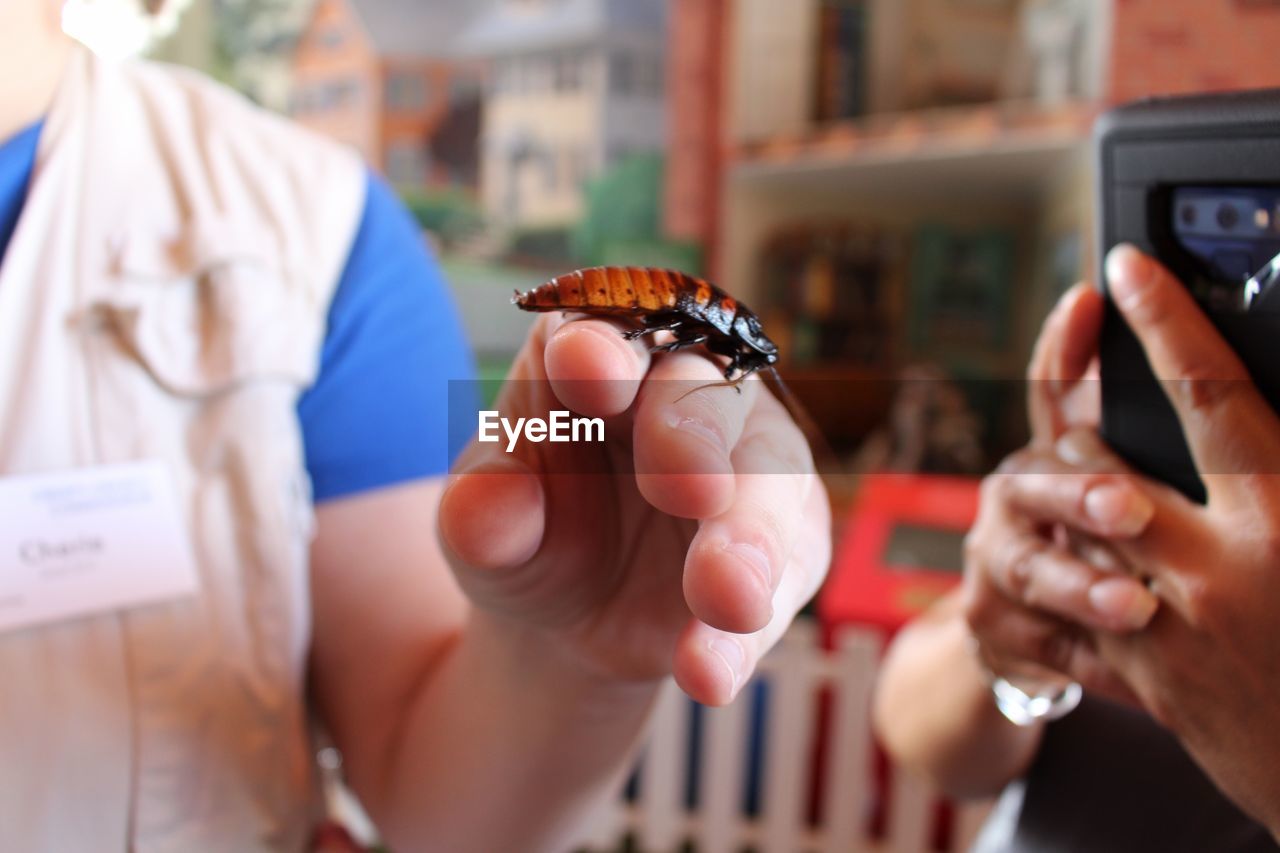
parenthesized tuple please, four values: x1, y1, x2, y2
(0, 45, 364, 851)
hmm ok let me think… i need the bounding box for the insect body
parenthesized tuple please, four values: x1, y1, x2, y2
(513, 267, 779, 385)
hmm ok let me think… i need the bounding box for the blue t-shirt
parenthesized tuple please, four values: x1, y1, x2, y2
(0, 120, 476, 503)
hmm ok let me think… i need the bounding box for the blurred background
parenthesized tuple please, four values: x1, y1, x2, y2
(92, 0, 1280, 491)
(81, 2, 1280, 849)
(103, 0, 1280, 487)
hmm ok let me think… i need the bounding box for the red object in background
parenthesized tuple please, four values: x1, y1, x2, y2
(820, 474, 981, 636)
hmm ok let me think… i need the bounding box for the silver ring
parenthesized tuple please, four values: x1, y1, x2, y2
(990, 676, 1083, 727)
(969, 631, 1084, 726)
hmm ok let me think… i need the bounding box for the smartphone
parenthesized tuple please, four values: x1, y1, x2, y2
(1095, 89, 1280, 502)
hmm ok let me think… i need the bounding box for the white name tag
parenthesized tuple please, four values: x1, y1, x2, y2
(0, 461, 200, 635)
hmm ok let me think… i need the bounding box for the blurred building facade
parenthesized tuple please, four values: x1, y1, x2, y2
(662, 0, 1280, 458)
(289, 0, 489, 188)
(667, 0, 1280, 287)
(459, 0, 668, 230)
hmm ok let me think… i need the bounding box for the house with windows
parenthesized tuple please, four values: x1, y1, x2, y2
(458, 0, 668, 229)
(289, 0, 491, 188)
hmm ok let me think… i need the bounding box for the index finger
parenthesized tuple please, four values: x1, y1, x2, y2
(541, 315, 652, 417)
(682, 390, 816, 634)
(1105, 245, 1280, 503)
(632, 351, 761, 519)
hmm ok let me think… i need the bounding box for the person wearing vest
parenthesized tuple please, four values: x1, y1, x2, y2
(873, 249, 1280, 849)
(0, 4, 832, 851)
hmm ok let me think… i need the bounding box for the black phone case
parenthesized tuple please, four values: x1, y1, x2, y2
(1096, 89, 1280, 502)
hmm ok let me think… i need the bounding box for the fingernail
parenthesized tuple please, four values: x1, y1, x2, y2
(1105, 244, 1154, 307)
(723, 541, 774, 591)
(1055, 430, 1101, 466)
(1084, 483, 1154, 536)
(1088, 578, 1159, 631)
(708, 636, 745, 698)
(665, 409, 728, 455)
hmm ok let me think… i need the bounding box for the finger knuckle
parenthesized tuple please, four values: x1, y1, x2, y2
(738, 499, 788, 568)
(741, 432, 811, 477)
(995, 449, 1034, 478)
(1018, 569, 1051, 612)
(1036, 631, 1076, 673)
(996, 536, 1039, 601)
(682, 396, 735, 446)
(777, 440, 815, 478)
(1118, 276, 1173, 329)
(959, 580, 995, 632)
(1168, 366, 1249, 417)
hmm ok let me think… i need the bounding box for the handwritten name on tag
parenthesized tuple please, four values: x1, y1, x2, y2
(0, 461, 199, 634)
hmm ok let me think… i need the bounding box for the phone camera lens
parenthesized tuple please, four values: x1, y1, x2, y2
(1217, 203, 1240, 230)
(1180, 205, 1197, 227)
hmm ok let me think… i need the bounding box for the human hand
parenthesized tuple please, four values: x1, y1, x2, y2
(1067, 246, 1280, 833)
(961, 438, 1157, 705)
(960, 279, 1159, 706)
(437, 313, 830, 707)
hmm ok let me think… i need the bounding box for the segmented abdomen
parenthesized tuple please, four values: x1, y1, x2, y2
(516, 267, 722, 316)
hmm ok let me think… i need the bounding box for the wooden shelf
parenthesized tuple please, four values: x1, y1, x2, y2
(728, 101, 1099, 202)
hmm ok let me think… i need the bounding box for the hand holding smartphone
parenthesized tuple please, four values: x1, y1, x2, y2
(1096, 90, 1280, 501)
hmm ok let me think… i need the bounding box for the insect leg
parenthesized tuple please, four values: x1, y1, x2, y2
(623, 313, 685, 341)
(650, 334, 709, 354)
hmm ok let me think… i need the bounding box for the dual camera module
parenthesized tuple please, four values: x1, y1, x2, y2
(1169, 188, 1280, 311)
(1176, 194, 1276, 236)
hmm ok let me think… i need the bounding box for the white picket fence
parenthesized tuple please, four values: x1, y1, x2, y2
(322, 618, 991, 853)
(571, 619, 992, 853)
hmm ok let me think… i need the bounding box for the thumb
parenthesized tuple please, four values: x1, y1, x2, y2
(1028, 282, 1104, 445)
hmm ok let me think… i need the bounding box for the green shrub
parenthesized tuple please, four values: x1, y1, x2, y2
(600, 239, 703, 275)
(573, 154, 665, 267)
(399, 189, 485, 247)
(505, 226, 577, 266)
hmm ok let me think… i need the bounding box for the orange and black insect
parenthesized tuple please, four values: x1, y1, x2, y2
(513, 267, 779, 388)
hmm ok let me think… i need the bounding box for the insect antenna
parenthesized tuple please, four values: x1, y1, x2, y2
(761, 367, 841, 477)
(672, 367, 837, 474)
(674, 375, 748, 402)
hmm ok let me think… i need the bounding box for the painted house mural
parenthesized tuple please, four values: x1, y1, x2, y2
(290, 0, 490, 189)
(458, 0, 668, 230)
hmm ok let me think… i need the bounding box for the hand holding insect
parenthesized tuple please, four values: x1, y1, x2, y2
(437, 270, 830, 707)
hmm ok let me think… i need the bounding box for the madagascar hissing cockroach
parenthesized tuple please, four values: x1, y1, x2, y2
(512, 267, 779, 390)
(513, 266, 838, 472)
